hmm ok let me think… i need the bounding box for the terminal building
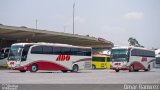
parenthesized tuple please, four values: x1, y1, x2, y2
(0, 24, 114, 51)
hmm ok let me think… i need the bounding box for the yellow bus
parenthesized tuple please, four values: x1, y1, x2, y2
(92, 54, 110, 69)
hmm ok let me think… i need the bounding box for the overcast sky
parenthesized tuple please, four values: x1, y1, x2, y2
(0, 0, 160, 48)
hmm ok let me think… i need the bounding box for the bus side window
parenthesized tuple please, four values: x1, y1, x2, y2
(70, 48, 78, 55)
(85, 49, 91, 56)
(53, 47, 61, 55)
(61, 47, 70, 55)
(43, 46, 53, 54)
(31, 46, 43, 54)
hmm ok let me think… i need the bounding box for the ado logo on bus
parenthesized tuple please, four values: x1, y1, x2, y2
(56, 55, 70, 61)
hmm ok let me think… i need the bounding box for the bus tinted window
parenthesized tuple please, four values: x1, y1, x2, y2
(61, 48, 70, 55)
(53, 47, 61, 54)
(70, 48, 78, 55)
(70, 48, 91, 56)
(31, 46, 43, 54)
(31, 45, 91, 56)
(43, 46, 53, 54)
(80, 49, 91, 56)
(92, 57, 105, 62)
(131, 49, 155, 57)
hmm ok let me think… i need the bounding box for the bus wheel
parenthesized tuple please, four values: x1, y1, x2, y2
(134, 70, 139, 72)
(144, 65, 150, 72)
(61, 70, 68, 73)
(19, 70, 26, 72)
(115, 70, 120, 72)
(30, 64, 38, 72)
(92, 65, 96, 69)
(71, 64, 79, 72)
(129, 65, 134, 72)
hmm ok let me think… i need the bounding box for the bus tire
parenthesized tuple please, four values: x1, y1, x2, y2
(61, 70, 68, 73)
(129, 65, 134, 72)
(144, 65, 150, 72)
(30, 64, 38, 72)
(92, 65, 96, 69)
(115, 70, 120, 72)
(134, 70, 139, 72)
(71, 64, 79, 72)
(19, 70, 26, 72)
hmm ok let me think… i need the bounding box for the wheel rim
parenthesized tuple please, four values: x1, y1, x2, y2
(32, 65, 37, 71)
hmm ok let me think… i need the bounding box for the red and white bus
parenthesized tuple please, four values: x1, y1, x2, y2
(7, 43, 92, 72)
(110, 46, 155, 72)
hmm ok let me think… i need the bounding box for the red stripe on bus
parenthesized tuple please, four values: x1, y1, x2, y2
(129, 61, 145, 70)
(15, 60, 69, 71)
(73, 58, 92, 63)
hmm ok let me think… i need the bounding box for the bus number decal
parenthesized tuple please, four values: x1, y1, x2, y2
(56, 55, 70, 61)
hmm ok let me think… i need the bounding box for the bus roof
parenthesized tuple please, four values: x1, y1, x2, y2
(112, 46, 154, 51)
(11, 43, 92, 49)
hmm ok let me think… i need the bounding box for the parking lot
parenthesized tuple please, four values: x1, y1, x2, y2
(0, 69, 160, 84)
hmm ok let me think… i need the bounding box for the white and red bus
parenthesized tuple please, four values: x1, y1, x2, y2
(110, 46, 155, 72)
(7, 43, 92, 72)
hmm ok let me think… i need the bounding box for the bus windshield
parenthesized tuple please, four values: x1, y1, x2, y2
(111, 49, 128, 61)
(8, 45, 23, 61)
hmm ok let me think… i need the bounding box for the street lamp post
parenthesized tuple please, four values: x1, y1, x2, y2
(73, 2, 75, 34)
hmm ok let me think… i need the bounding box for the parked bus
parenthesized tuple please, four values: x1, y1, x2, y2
(110, 46, 155, 72)
(155, 49, 160, 68)
(7, 43, 92, 72)
(0, 47, 10, 67)
(155, 57, 160, 68)
(92, 54, 110, 69)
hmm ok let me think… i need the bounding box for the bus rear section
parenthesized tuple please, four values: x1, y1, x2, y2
(110, 46, 155, 72)
(92, 54, 110, 69)
(7, 43, 92, 73)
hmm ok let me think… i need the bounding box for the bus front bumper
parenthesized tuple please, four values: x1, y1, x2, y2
(111, 67, 128, 70)
(110, 65, 129, 70)
(8, 66, 28, 71)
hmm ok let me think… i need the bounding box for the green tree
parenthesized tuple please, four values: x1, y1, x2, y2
(128, 37, 144, 47)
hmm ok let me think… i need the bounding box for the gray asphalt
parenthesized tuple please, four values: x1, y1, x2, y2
(0, 69, 160, 84)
